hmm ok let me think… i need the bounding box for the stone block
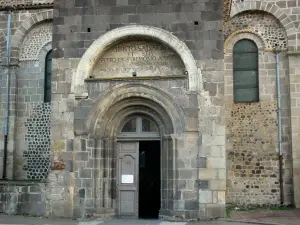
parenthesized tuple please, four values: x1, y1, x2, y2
(204, 82, 217, 96)
(29, 194, 42, 202)
(205, 204, 226, 219)
(75, 152, 89, 161)
(17, 203, 28, 214)
(72, 207, 82, 219)
(30, 186, 41, 193)
(207, 157, 226, 169)
(81, 139, 86, 151)
(199, 190, 212, 203)
(198, 157, 207, 168)
(210, 180, 226, 191)
(74, 107, 90, 120)
(185, 210, 198, 220)
(178, 180, 186, 189)
(19, 193, 30, 202)
(79, 169, 91, 178)
(198, 207, 206, 220)
(79, 189, 85, 198)
(217, 169, 226, 179)
(27, 202, 46, 216)
(52, 140, 65, 152)
(87, 139, 94, 148)
(198, 168, 218, 179)
(198, 180, 209, 190)
(217, 191, 225, 204)
(183, 191, 197, 200)
(66, 139, 74, 151)
(179, 170, 193, 179)
(65, 160, 73, 172)
(184, 200, 199, 210)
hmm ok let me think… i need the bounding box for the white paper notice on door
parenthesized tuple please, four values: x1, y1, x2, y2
(121, 175, 134, 184)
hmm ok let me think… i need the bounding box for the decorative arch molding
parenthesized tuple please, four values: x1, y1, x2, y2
(86, 83, 185, 137)
(230, 1, 296, 49)
(37, 42, 52, 63)
(225, 30, 265, 53)
(101, 102, 172, 138)
(73, 25, 201, 98)
(10, 10, 53, 62)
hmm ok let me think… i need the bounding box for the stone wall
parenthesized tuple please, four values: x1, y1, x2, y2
(229, 0, 299, 51)
(225, 11, 287, 50)
(225, 2, 293, 206)
(226, 102, 280, 205)
(0, 182, 46, 216)
(288, 53, 300, 208)
(0, 5, 62, 218)
(0, 9, 53, 181)
(0, 0, 53, 7)
(15, 39, 52, 180)
(51, 0, 224, 220)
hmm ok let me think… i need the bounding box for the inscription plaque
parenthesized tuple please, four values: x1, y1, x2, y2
(92, 40, 185, 78)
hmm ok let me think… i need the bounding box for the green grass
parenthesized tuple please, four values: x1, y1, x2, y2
(226, 207, 232, 218)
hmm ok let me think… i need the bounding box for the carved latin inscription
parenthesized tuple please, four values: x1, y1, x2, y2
(92, 40, 185, 78)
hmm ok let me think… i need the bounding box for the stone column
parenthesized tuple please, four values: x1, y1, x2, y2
(49, 58, 75, 218)
(0, 64, 18, 179)
(198, 90, 226, 219)
(6, 65, 18, 179)
(288, 52, 300, 208)
(99, 137, 117, 217)
(159, 135, 176, 219)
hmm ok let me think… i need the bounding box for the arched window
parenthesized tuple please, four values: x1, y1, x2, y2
(118, 116, 159, 138)
(44, 50, 52, 103)
(233, 39, 259, 103)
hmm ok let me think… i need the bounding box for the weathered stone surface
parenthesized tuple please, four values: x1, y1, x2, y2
(199, 190, 213, 204)
(1, 0, 298, 221)
(92, 40, 185, 78)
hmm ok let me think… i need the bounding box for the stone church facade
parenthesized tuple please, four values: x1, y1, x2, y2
(0, 0, 298, 221)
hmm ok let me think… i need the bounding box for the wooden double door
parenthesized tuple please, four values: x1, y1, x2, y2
(117, 141, 160, 218)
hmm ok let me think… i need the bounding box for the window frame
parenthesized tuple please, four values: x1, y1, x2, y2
(233, 39, 259, 103)
(44, 50, 52, 103)
(118, 116, 160, 138)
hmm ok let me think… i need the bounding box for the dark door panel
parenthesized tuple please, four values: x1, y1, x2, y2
(139, 141, 161, 219)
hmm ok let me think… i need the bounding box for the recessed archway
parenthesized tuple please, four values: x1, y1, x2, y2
(73, 25, 201, 98)
(87, 83, 185, 137)
(83, 83, 184, 219)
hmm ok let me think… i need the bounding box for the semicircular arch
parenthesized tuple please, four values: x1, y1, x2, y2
(73, 25, 201, 98)
(102, 104, 170, 138)
(225, 30, 265, 53)
(10, 10, 53, 62)
(87, 83, 185, 137)
(230, 1, 296, 50)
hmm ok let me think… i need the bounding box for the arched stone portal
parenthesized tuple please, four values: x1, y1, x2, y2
(72, 25, 206, 220)
(84, 83, 186, 219)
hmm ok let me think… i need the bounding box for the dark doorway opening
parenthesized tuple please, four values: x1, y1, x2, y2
(139, 141, 161, 219)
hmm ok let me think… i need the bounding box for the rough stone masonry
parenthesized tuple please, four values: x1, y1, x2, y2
(0, 0, 299, 222)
